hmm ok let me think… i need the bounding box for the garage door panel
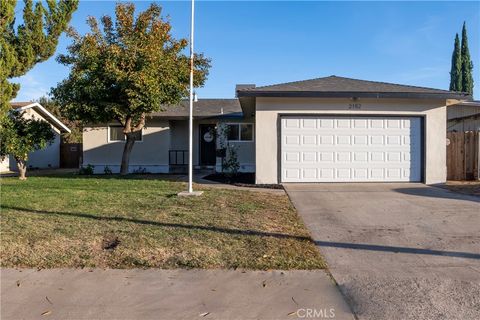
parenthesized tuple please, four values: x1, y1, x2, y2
(337, 152, 351, 162)
(386, 135, 401, 145)
(320, 152, 334, 162)
(337, 135, 351, 145)
(320, 119, 334, 128)
(353, 119, 368, 128)
(353, 152, 368, 162)
(303, 135, 317, 145)
(284, 152, 299, 162)
(281, 116, 422, 182)
(302, 152, 317, 162)
(320, 135, 334, 145)
(336, 119, 351, 128)
(370, 152, 385, 162)
(285, 135, 300, 145)
(302, 119, 317, 129)
(387, 119, 401, 128)
(285, 168, 300, 179)
(370, 119, 384, 129)
(303, 168, 317, 179)
(387, 152, 401, 162)
(354, 135, 368, 145)
(353, 168, 368, 179)
(285, 119, 300, 128)
(370, 135, 385, 145)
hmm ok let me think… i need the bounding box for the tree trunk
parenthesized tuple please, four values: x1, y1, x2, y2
(120, 134, 136, 175)
(16, 159, 27, 180)
(119, 114, 145, 175)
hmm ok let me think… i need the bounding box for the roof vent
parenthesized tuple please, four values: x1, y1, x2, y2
(235, 84, 255, 97)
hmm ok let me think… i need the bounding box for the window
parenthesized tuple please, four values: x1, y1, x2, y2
(226, 124, 253, 141)
(240, 124, 253, 141)
(227, 124, 239, 141)
(109, 126, 142, 142)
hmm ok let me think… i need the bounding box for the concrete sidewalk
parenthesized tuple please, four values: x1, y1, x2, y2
(1, 268, 354, 320)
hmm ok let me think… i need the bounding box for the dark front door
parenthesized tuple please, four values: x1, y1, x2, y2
(199, 124, 216, 166)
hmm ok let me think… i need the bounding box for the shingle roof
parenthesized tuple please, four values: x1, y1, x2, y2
(450, 100, 480, 107)
(150, 99, 242, 119)
(237, 75, 471, 99)
(10, 101, 35, 108)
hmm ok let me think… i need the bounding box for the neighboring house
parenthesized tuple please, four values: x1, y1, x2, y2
(447, 101, 480, 132)
(83, 75, 470, 184)
(1, 102, 71, 172)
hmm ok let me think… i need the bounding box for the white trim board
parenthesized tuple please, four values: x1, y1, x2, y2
(14, 102, 71, 133)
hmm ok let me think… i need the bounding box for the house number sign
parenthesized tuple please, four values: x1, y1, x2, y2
(203, 132, 214, 143)
(348, 103, 362, 110)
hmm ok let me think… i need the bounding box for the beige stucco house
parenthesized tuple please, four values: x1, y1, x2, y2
(82, 76, 471, 184)
(1, 102, 71, 172)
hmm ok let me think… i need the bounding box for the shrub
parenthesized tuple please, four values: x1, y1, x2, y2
(79, 164, 94, 175)
(132, 167, 148, 174)
(223, 145, 240, 178)
(103, 166, 113, 175)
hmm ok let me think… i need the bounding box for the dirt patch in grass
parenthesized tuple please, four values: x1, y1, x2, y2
(0, 176, 324, 270)
(102, 234, 120, 251)
(442, 181, 480, 197)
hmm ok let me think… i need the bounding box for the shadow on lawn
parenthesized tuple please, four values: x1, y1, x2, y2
(65, 174, 185, 181)
(1, 205, 312, 242)
(1, 171, 186, 182)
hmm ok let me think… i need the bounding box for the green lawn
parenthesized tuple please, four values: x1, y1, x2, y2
(0, 175, 325, 270)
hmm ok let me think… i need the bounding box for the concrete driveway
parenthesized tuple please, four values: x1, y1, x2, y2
(284, 183, 480, 320)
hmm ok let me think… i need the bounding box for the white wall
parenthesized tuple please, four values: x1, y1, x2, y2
(255, 97, 447, 185)
(0, 157, 10, 172)
(25, 133, 61, 169)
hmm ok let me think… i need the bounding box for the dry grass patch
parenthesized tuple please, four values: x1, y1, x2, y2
(0, 175, 324, 269)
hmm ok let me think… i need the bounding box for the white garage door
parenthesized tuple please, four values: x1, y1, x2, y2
(281, 116, 422, 182)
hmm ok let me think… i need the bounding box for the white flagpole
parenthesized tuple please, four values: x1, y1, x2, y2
(188, 0, 195, 193)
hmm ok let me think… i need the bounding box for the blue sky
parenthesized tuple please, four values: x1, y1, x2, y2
(13, 1, 480, 101)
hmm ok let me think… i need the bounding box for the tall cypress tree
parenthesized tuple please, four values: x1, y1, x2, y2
(449, 33, 462, 91)
(460, 22, 474, 95)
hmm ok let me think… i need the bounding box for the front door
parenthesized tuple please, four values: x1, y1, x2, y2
(199, 124, 216, 166)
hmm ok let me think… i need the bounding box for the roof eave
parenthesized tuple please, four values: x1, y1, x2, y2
(150, 113, 244, 120)
(237, 91, 472, 100)
(13, 102, 71, 133)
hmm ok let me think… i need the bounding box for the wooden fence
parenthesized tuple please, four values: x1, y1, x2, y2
(447, 131, 479, 180)
(60, 143, 83, 168)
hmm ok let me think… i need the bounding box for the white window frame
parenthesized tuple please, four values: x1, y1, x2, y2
(107, 125, 143, 143)
(225, 123, 254, 142)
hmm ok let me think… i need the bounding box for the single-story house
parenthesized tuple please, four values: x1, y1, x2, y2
(447, 100, 480, 132)
(83, 76, 471, 184)
(0, 102, 71, 172)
